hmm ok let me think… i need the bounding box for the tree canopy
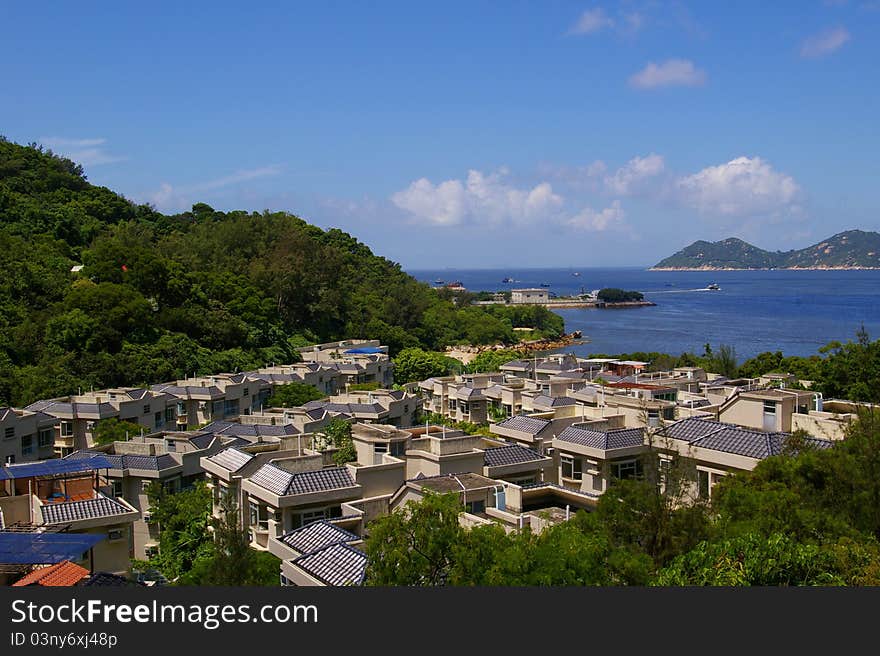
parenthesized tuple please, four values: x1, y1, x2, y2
(0, 138, 562, 406)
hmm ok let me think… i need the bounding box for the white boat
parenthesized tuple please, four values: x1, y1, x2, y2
(707, 283, 720, 290)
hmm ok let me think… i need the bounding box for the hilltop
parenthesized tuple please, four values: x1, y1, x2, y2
(0, 138, 563, 405)
(651, 231, 880, 270)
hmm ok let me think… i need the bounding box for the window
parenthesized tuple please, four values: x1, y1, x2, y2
(38, 428, 53, 448)
(111, 480, 123, 498)
(5, 454, 14, 464)
(249, 501, 268, 530)
(61, 421, 73, 437)
(177, 402, 187, 416)
(280, 574, 291, 586)
(224, 399, 239, 417)
(611, 459, 642, 481)
(143, 404, 151, 415)
(296, 509, 328, 529)
(460, 402, 469, 415)
(465, 500, 485, 514)
(390, 440, 407, 458)
(561, 455, 583, 480)
(647, 409, 661, 427)
(698, 469, 710, 499)
(4, 427, 14, 440)
(155, 411, 163, 429)
(165, 407, 174, 423)
(243, 388, 249, 397)
(108, 529, 123, 541)
(211, 401, 223, 417)
(166, 440, 176, 452)
(763, 401, 777, 414)
(21, 434, 33, 456)
(448, 399, 457, 411)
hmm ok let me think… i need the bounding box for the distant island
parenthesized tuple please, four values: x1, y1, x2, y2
(651, 230, 880, 270)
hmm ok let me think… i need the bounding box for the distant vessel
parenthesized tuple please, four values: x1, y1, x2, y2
(707, 283, 720, 290)
(540, 282, 551, 287)
(502, 277, 514, 283)
(434, 278, 444, 285)
(572, 272, 581, 277)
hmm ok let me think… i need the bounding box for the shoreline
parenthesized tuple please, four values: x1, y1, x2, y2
(445, 331, 588, 364)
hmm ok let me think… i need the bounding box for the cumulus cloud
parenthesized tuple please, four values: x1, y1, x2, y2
(675, 156, 801, 218)
(604, 154, 665, 195)
(628, 59, 707, 89)
(568, 8, 614, 34)
(391, 169, 563, 227)
(39, 136, 126, 166)
(146, 165, 283, 212)
(565, 200, 626, 231)
(800, 26, 850, 58)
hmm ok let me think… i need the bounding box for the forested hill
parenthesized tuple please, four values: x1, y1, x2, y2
(652, 231, 880, 270)
(0, 138, 563, 406)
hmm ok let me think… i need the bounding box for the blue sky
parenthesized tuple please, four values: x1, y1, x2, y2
(2, 1, 878, 268)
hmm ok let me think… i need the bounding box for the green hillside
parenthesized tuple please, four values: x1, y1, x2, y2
(0, 138, 563, 406)
(652, 231, 880, 270)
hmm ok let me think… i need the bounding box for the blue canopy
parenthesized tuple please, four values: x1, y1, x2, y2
(343, 347, 383, 354)
(0, 455, 112, 481)
(0, 532, 105, 564)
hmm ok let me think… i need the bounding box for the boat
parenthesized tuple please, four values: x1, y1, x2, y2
(707, 283, 720, 290)
(572, 272, 581, 277)
(502, 277, 514, 283)
(434, 278, 444, 285)
(540, 282, 551, 287)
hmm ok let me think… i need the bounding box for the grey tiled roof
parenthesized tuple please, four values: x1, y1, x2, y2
(203, 421, 298, 438)
(456, 387, 486, 401)
(494, 416, 551, 436)
(557, 426, 646, 451)
(280, 521, 360, 554)
(658, 417, 734, 443)
(531, 395, 576, 408)
(207, 447, 254, 472)
(251, 464, 356, 496)
(484, 444, 545, 467)
(292, 543, 367, 586)
(658, 418, 833, 459)
(287, 467, 356, 495)
(66, 450, 178, 471)
(250, 464, 294, 494)
(42, 496, 133, 524)
(188, 432, 216, 450)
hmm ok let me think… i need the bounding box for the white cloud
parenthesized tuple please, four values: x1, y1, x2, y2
(675, 156, 801, 218)
(604, 154, 665, 195)
(800, 26, 850, 58)
(146, 165, 283, 212)
(391, 169, 563, 227)
(568, 8, 614, 34)
(628, 59, 707, 89)
(39, 136, 126, 166)
(565, 200, 626, 231)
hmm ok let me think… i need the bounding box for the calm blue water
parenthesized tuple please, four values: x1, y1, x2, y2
(407, 267, 880, 361)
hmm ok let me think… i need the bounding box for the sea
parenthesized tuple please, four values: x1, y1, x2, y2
(406, 267, 880, 362)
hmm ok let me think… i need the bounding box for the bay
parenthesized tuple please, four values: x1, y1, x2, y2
(406, 267, 880, 361)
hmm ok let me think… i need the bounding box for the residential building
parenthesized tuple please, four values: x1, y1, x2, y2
(0, 455, 139, 574)
(1, 407, 57, 465)
(64, 429, 227, 559)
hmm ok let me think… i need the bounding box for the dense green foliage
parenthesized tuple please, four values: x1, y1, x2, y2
(92, 417, 145, 445)
(142, 482, 278, 585)
(465, 349, 526, 373)
(596, 288, 645, 303)
(265, 382, 326, 408)
(653, 231, 880, 269)
(365, 412, 880, 585)
(392, 348, 462, 384)
(0, 138, 563, 406)
(323, 417, 356, 465)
